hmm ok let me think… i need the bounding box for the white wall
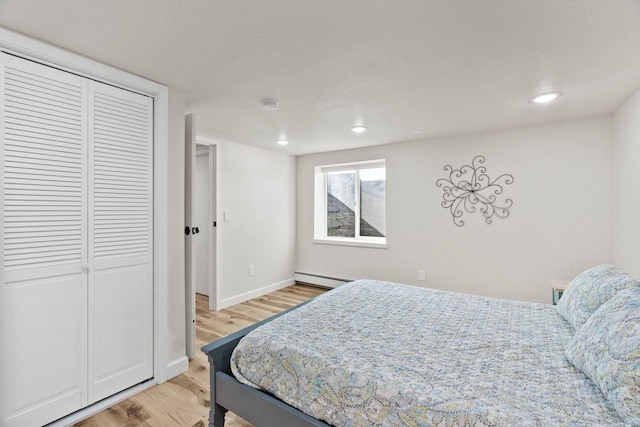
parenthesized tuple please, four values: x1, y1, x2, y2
(215, 138, 297, 308)
(613, 88, 640, 277)
(296, 117, 614, 303)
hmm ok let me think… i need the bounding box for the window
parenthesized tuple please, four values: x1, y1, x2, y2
(314, 160, 386, 248)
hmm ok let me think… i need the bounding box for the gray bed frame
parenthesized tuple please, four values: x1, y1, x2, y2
(201, 299, 332, 427)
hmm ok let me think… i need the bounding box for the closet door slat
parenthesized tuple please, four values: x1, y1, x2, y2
(3, 58, 86, 271)
(91, 88, 152, 260)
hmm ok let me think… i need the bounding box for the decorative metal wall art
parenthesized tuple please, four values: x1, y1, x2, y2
(436, 155, 513, 227)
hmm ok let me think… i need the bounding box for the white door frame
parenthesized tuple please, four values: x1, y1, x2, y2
(0, 25, 170, 416)
(195, 135, 219, 311)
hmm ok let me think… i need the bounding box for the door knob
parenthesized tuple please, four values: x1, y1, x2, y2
(185, 226, 191, 235)
(192, 227, 199, 234)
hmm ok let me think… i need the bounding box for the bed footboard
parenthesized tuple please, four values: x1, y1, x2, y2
(202, 329, 243, 427)
(201, 299, 329, 427)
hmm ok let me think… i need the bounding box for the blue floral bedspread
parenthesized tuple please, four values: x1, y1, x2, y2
(230, 280, 624, 426)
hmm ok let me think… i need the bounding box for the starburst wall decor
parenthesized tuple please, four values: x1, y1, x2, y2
(436, 155, 513, 227)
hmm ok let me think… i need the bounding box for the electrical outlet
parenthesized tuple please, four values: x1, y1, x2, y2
(418, 270, 426, 281)
(249, 265, 255, 276)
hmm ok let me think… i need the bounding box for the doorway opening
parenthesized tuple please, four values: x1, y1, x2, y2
(194, 140, 217, 302)
(184, 120, 219, 359)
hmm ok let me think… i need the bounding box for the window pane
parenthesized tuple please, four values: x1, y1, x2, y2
(360, 168, 386, 237)
(327, 172, 356, 237)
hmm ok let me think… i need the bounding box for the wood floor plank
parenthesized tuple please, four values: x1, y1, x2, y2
(74, 284, 327, 427)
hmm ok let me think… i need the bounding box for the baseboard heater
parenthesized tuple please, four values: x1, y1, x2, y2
(293, 272, 351, 289)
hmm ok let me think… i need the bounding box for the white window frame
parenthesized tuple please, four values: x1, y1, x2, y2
(314, 159, 387, 249)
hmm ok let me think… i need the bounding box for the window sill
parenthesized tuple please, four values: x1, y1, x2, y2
(313, 237, 387, 249)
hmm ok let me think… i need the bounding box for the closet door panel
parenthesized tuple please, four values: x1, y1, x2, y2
(88, 81, 153, 402)
(1, 275, 85, 427)
(1, 54, 88, 427)
(91, 264, 151, 400)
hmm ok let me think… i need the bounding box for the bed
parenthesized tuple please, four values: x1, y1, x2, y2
(202, 265, 640, 426)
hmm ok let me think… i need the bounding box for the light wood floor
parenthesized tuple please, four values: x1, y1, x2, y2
(74, 284, 327, 427)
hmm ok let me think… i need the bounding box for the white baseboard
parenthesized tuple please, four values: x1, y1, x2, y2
(166, 355, 189, 380)
(294, 272, 350, 288)
(218, 278, 295, 310)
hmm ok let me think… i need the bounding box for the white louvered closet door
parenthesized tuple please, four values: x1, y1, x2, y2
(88, 81, 153, 402)
(1, 54, 88, 427)
(1, 54, 154, 427)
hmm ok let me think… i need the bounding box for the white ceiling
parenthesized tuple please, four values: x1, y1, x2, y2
(1, 1, 640, 156)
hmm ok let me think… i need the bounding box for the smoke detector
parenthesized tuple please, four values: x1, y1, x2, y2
(261, 99, 279, 111)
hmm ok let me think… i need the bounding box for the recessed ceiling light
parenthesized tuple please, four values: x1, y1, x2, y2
(276, 139, 288, 146)
(351, 126, 367, 134)
(529, 92, 562, 104)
